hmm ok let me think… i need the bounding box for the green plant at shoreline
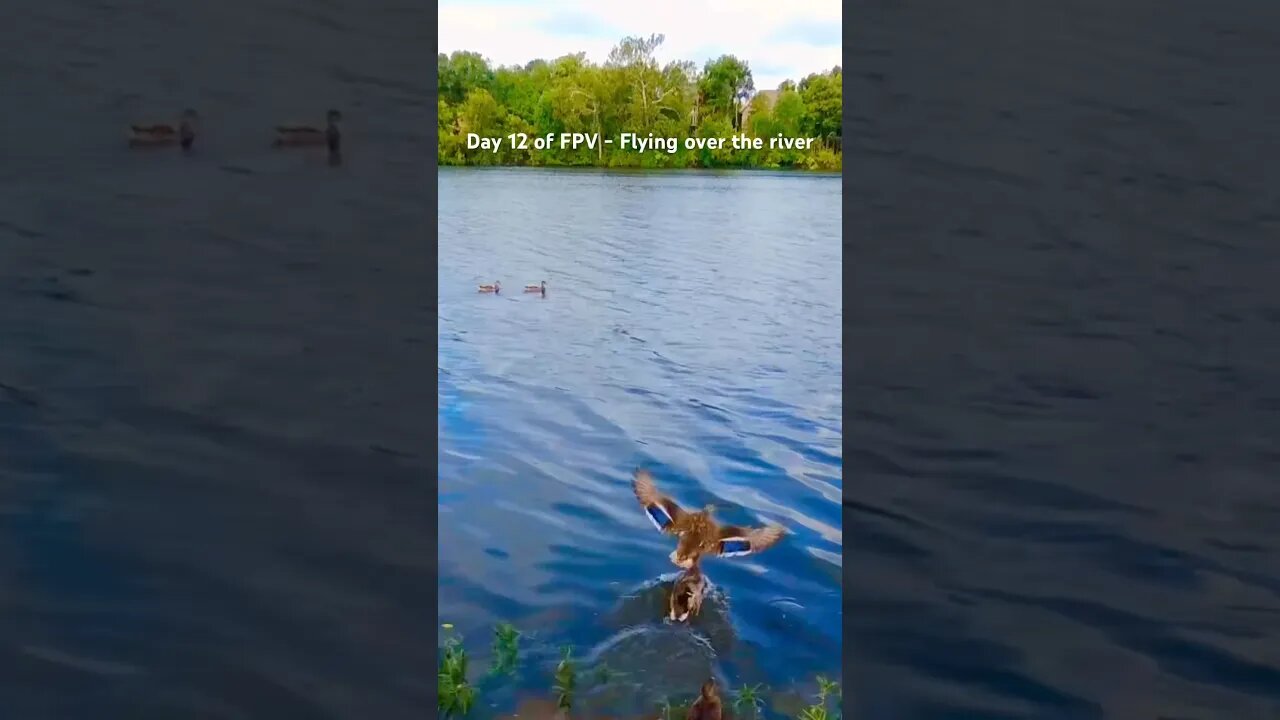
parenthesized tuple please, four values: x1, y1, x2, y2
(438, 624, 476, 717)
(734, 682, 766, 719)
(553, 645, 577, 710)
(490, 622, 521, 676)
(439, 620, 840, 719)
(438, 34, 841, 171)
(797, 675, 842, 720)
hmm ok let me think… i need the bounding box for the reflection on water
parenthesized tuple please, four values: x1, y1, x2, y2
(438, 168, 842, 715)
(851, 3, 1280, 718)
(0, 0, 430, 717)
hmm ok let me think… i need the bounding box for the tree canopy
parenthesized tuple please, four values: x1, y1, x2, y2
(438, 36, 842, 170)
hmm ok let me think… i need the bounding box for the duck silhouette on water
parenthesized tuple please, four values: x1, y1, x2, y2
(274, 109, 343, 156)
(128, 108, 197, 150)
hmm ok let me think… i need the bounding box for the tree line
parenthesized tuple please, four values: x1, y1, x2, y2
(438, 35, 842, 171)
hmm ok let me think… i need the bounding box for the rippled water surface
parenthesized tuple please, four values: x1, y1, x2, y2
(852, 2, 1280, 719)
(438, 168, 843, 714)
(0, 1, 430, 717)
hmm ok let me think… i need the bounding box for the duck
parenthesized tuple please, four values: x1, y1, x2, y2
(668, 560, 707, 623)
(632, 468, 786, 569)
(524, 280, 547, 295)
(686, 677, 723, 720)
(129, 108, 198, 149)
(274, 109, 342, 152)
(477, 281, 500, 294)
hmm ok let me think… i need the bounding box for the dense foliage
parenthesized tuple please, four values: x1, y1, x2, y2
(438, 35, 842, 170)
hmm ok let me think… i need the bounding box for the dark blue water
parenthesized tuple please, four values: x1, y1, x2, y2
(851, 2, 1280, 719)
(0, 1, 431, 717)
(438, 168, 842, 715)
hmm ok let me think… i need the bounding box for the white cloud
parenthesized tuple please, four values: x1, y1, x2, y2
(438, 0, 842, 92)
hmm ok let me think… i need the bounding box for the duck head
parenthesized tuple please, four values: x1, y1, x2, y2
(326, 109, 343, 151)
(669, 547, 696, 569)
(668, 564, 705, 622)
(179, 108, 198, 149)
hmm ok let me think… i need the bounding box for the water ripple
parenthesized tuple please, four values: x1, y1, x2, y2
(851, 3, 1280, 716)
(0, 0, 431, 715)
(439, 168, 842, 699)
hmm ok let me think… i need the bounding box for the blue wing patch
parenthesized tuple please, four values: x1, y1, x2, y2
(646, 503, 673, 531)
(719, 538, 752, 557)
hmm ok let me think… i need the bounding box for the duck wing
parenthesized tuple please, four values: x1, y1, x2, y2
(714, 523, 786, 558)
(632, 468, 685, 534)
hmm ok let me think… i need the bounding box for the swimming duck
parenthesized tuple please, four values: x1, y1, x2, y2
(477, 281, 500, 293)
(129, 108, 198, 149)
(668, 560, 707, 623)
(274, 109, 342, 152)
(524, 280, 547, 295)
(686, 678, 723, 720)
(632, 468, 786, 569)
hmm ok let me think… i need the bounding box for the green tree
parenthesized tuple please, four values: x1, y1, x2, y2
(456, 88, 504, 165)
(607, 34, 687, 133)
(699, 55, 754, 130)
(799, 67, 842, 145)
(545, 64, 611, 164)
(438, 51, 495, 104)
(436, 37, 839, 170)
(769, 88, 807, 167)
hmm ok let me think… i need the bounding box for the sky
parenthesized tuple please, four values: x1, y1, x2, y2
(438, 0, 841, 93)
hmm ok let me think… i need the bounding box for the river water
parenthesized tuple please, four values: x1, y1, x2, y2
(438, 167, 843, 715)
(851, 2, 1280, 718)
(0, 1, 432, 717)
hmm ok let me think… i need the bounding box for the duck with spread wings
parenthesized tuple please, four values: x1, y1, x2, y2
(631, 468, 786, 569)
